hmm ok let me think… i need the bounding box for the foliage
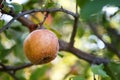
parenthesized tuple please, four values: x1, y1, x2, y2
(0, 0, 120, 80)
(91, 64, 109, 78)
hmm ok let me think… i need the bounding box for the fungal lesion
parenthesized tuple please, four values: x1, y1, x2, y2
(43, 56, 51, 61)
(39, 56, 54, 64)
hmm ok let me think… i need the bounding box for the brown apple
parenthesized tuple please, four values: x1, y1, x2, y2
(23, 29, 59, 64)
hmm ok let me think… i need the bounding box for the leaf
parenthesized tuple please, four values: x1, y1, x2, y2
(58, 52, 64, 58)
(0, 20, 5, 28)
(76, 0, 89, 7)
(13, 44, 26, 62)
(10, 3, 23, 14)
(91, 64, 109, 78)
(70, 76, 85, 80)
(1, 59, 9, 63)
(77, 26, 85, 38)
(30, 65, 48, 80)
(2, 4, 11, 13)
(0, 72, 11, 80)
(78, 0, 120, 20)
(0, 49, 11, 60)
(45, 2, 54, 8)
(44, 1, 57, 8)
(15, 70, 26, 80)
(0, 41, 11, 60)
(0, 41, 4, 50)
(104, 61, 120, 80)
(49, 28, 62, 38)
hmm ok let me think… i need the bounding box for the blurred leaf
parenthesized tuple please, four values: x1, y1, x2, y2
(77, 0, 89, 7)
(77, 26, 85, 38)
(30, 65, 48, 80)
(0, 41, 4, 50)
(13, 44, 26, 62)
(91, 64, 109, 78)
(0, 20, 5, 28)
(10, 3, 23, 14)
(4, 26, 27, 62)
(70, 76, 85, 80)
(23, 0, 40, 9)
(0, 49, 11, 60)
(0, 72, 11, 80)
(2, 2, 11, 13)
(1, 59, 9, 63)
(0, 41, 12, 60)
(58, 52, 64, 58)
(16, 70, 26, 80)
(104, 61, 120, 80)
(44, 0, 57, 8)
(101, 77, 111, 80)
(49, 28, 62, 38)
(79, 0, 120, 20)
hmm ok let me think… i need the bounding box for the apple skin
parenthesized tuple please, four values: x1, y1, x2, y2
(23, 29, 59, 64)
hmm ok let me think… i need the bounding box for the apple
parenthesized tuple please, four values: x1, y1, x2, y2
(23, 29, 59, 64)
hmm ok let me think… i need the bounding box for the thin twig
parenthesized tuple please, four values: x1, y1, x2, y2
(69, 1, 79, 47)
(69, 16, 78, 47)
(39, 12, 49, 27)
(0, 63, 33, 71)
(7, 63, 33, 71)
(0, 8, 77, 33)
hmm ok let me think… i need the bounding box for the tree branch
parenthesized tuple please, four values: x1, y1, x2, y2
(89, 22, 120, 58)
(69, 15, 79, 47)
(0, 39, 110, 73)
(59, 39, 109, 65)
(0, 8, 77, 33)
(38, 12, 49, 27)
(0, 63, 32, 71)
(6, 63, 33, 71)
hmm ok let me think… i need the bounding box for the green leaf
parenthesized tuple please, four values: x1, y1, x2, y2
(78, 0, 120, 20)
(0, 41, 12, 60)
(0, 72, 11, 80)
(2, 4, 11, 13)
(13, 44, 26, 62)
(77, 0, 89, 7)
(44, 1, 57, 8)
(16, 70, 26, 80)
(45, 1, 54, 8)
(91, 64, 109, 78)
(58, 52, 64, 58)
(49, 28, 62, 38)
(0, 41, 4, 50)
(0, 20, 5, 28)
(10, 3, 23, 14)
(104, 61, 120, 80)
(30, 65, 48, 80)
(77, 26, 85, 38)
(0, 49, 11, 60)
(1, 59, 9, 63)
(70, 76, 85, 80)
